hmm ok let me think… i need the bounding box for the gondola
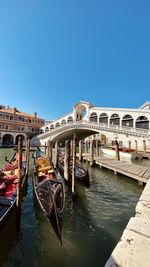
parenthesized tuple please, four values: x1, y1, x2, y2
(0, 151, 26, 229)
(58, 154, 90, 187)
(33, 148, 65, 244)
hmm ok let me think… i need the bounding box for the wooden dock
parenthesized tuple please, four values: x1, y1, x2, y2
(79, 153, 150, 184)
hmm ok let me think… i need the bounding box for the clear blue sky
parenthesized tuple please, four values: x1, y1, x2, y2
(0, 0, 150, 120)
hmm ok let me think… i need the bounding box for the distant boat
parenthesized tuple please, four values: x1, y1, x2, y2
(101, 147, 135, 159)
(0, 151, 26, 229)
(33, 149, 65, 244)
(58, 154, 90, 186)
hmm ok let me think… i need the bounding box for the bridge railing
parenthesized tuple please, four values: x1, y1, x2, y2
(35, 121, 150, 140)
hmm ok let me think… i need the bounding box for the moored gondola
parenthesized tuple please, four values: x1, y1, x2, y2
(0, 150, 26, 229)
(58, 154, 90, 187)
(33, 149, 65, 244)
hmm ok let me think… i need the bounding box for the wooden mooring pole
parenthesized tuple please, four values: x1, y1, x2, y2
(16, 137, 23, 208)
(72, 133, 76, 196)
(64, 140, 70, 182)
(90, 140, 94, 167)
(143, 140, 146, 153)
(54, 141, 58, 168)
(45, 141, 47, 154)
(96, 140, 99, 156)
(25, 138, 30, 177)
(79, 140, 82, 161)
(47, 140, 53, 161)
(115, 140, 120, 161)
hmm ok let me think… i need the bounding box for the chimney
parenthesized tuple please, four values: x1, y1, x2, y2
(14, 107, 17, 114)
(34, 112, 37, 118)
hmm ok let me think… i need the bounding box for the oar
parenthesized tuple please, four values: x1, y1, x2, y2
(49, 181, 62, 245)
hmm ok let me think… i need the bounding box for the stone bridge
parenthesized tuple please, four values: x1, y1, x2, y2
(32, 100, 150, 151)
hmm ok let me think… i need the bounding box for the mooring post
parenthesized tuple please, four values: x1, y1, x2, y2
(85, 140, 88, 154)
(79, 140, 82, 161)
(90, 140, 94, 167)
(64, 140, 70, 181)
(96, 140, 99, 156)
(47, 140, 53, 161)
(25, 138, 30, 177)
(143, 140, 146, 153)
(135, 140, 138, 153)
(128, 140, 131, 150)
(44, 141, 47, 154)
(72, 133, 76, 196)
(70, 139, 73, 158)
(54, 141, 58, 168)
(16, 137, 23, 208)
(115, 140, 120, 161)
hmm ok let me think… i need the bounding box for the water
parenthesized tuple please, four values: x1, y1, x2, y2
(0, 149, 145, 267)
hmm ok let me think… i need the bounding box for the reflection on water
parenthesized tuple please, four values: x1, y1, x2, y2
(0, 149, 146, 267)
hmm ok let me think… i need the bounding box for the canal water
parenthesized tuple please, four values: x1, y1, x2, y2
(0, 148, 145, 267)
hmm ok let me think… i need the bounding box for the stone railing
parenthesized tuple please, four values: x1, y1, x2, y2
(33, 121, 150, 141)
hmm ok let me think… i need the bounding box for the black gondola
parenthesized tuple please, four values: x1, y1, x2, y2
(33, 149, 65, 244)
(58, 154, 90, 187)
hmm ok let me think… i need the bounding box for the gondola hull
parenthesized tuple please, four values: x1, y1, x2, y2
(33, 152, 65, 243)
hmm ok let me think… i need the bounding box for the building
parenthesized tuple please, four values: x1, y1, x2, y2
(0, 105, 45, 146)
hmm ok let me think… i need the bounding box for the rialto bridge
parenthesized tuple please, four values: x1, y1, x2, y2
(31, 101, 150, 151)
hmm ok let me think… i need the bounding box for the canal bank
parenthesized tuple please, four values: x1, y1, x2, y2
(105, 177, 150, 267)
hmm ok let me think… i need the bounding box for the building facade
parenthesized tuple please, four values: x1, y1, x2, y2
(0, 105, 45, 146)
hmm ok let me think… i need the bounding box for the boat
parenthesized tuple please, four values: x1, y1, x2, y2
(0, 151, 26, 229)
(33, 149, 65, 243)
(58, 154, 90, 186)
(100, 147, 137, 160)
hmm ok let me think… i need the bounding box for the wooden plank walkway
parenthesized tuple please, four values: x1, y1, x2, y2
(78, 153, 150, 184)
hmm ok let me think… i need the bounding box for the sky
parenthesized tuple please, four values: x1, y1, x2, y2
(0, 0, 150, 120)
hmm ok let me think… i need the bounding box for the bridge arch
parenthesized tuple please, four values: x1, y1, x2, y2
(67, 116, 73, 123)
(136, 116, 149, 129)
(45, 126, 49, 132)
(99, 113, 108, 124)
(110, 113, 120, 125)
(122, 114, 133, 127)
(74, 103, 87, 121)
(55, 122, 60, 128)
(61, 119, 66, 125)
(2, 134, 14, 146)
(50, 124, 54, 129)
(89, 112, 98, 122)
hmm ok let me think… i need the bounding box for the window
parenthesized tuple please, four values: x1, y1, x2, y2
(0, 113, 2, 118)
(5, 125, 8, 130)
(9, 125, 13, 130)
(10, 115, 14, 120)
(6, 115, 9, 120)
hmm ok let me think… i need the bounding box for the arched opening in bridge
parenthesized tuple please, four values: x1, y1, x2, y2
(55, 122, 60, 127)
(2, 134, 14, 146)
(110, 113, 120, 125)
(136, 116, 149, 129)
(50, 125, 54, 129)
(61, 119, 66, 125)
(45, 126, 49, 132)
(67, 116, 73, 123)
(40, 129, 44, 133)
(122, 114, 133, 127)
(90, 112, 98, 122)
(99, 113, 108, 124)
(15, 135, 25, 145)
(75, 104, 87, 121)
